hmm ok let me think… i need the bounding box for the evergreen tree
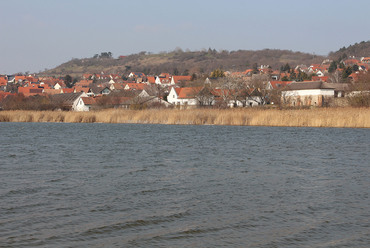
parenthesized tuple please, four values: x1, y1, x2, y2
(283, 63, 290, 72)
(64, 75, 74, 88)
(342, 66, 352, 79)
(281, 76, 289, 81)
(210, 69, 225, 78)
(252, 63, 259, 74)
(328, 61, 337, 73)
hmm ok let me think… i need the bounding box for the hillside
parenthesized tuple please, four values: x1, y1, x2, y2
(40, 49, 325, 77)
(329, 40, 370, 60)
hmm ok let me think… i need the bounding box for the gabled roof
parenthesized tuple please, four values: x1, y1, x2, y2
(284, 81, 335, 91)
(0, 77, 7, 86)
(43, 89, 63, 95)
(15, 76, 27, 82)
(75, 80, 93, 88)
(171, 75, 192, 84)
(147, 76, 156, 84)
(51, 92, 84, 105)
(81, 97, 97, 105)
(111, 83, 125, 90)
(269, 81, 293, 89)
(311, 76, 329, 82)
(343, 58, 360, 65)
(176, 87, 202, 99)
(74, 86, 90, 93)
(62, 88, 75, 93)
(125, 83, 146, 90)
(129, 72, 145, 77)
(159, 73, 170, 78)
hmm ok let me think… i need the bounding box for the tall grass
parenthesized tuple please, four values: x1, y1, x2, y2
(0, 108, 369, 128)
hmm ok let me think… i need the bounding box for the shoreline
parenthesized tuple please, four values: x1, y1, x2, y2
(0, 108, 369, 128)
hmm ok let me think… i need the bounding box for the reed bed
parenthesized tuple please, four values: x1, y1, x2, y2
(0, 108, 369, 128)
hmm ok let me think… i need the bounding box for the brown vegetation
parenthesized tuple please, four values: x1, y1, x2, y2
(329, 40, 370, 60)
(1, 108, 369, 128)
(40, 49, 324, 78)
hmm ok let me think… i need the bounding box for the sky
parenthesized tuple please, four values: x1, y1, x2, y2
(1, 0, 369, 74)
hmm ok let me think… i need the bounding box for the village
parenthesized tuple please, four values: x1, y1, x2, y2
(0, 55, 369, 111)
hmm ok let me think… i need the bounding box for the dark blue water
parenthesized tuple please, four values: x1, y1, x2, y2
(0, 123, 369, 247)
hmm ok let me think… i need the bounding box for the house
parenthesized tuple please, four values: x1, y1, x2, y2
(170, 76, 192, 85)
(167, 87, 202, 106)
(124, 83, 146, 91)
(89, 85, 111, 96)
(128, 72, 145, 78)
(266, 81, 293, 90)
(51, 92, 88, 111)
(110, 83, 126, 91)
(18, 87, 44, 97)
(74, 86, 91, 94)
(281, 81, 335, 107)
(75, 80, 93, 88)
(43, 89, 63, 95)
(81, 97, 97, 111)
(311, 76, 329, 82)
(131, 90, 171, 108)
(146, 76, 156, 84)
(155, 75, 171, 85)
(54, 82, 64, 89)
(62, 88, 75, 94)
(0, 76, 8, 87)
(212, 88, 264, 107)
(360, 57, 370, 64)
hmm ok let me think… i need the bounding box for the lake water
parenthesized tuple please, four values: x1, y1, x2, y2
(0, 122, 369, 247)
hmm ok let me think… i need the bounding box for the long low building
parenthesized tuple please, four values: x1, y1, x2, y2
(281, 81, 339, 107)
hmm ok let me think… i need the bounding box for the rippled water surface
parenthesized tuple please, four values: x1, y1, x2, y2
(0, 122, 369, 247)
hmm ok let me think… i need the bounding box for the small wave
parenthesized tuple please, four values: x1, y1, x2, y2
(80, 211, 190, 237)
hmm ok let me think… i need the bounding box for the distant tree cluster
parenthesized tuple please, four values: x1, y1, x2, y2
(93, 52, 113, 59)
(210, 69, 225, 78)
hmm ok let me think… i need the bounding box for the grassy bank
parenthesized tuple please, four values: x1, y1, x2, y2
(0, 108, 369, 128)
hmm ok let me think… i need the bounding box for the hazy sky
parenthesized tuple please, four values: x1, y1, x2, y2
(1, 0, 369, 74)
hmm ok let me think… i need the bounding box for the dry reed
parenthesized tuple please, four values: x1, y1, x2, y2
(0, 108, 369, 128)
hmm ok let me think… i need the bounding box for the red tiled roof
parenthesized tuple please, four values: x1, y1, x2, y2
(0, 77, 7, 86)
(81, 97, 97, 105)
(269, 81, 293, 89)
(18, 87, 44, 96)
(125, 83, 146, 90)
(62, 88, 75, 93)
(147, 76, 156, 84)
(43, 89, 62, 95)
(171, 75, 192, 84)
(177, 87, 201, 99)
(74, 86, 90, 93)
(312, 76, 329, 82)
(15, 76, 27, 81)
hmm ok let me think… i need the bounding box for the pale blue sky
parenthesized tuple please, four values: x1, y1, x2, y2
(1, 0, 369, 74)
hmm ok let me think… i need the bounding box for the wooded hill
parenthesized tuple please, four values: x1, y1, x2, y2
(329, 40, 370, 61)
(40, 41, 370, 77)
(41, 49, 325, 77)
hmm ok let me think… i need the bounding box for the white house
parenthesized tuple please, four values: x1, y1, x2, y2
(54, 82, 63, 89)
(167, 87, 200, 106)
(51, 92, 89, 111)
(281, 81, 335, 106)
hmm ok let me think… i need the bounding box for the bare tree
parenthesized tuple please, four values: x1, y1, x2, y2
(194, 85, 214, 106)
(247, 74, 270, 105)
(218, 76, 249, 107)
(329, 71, 344, 84)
